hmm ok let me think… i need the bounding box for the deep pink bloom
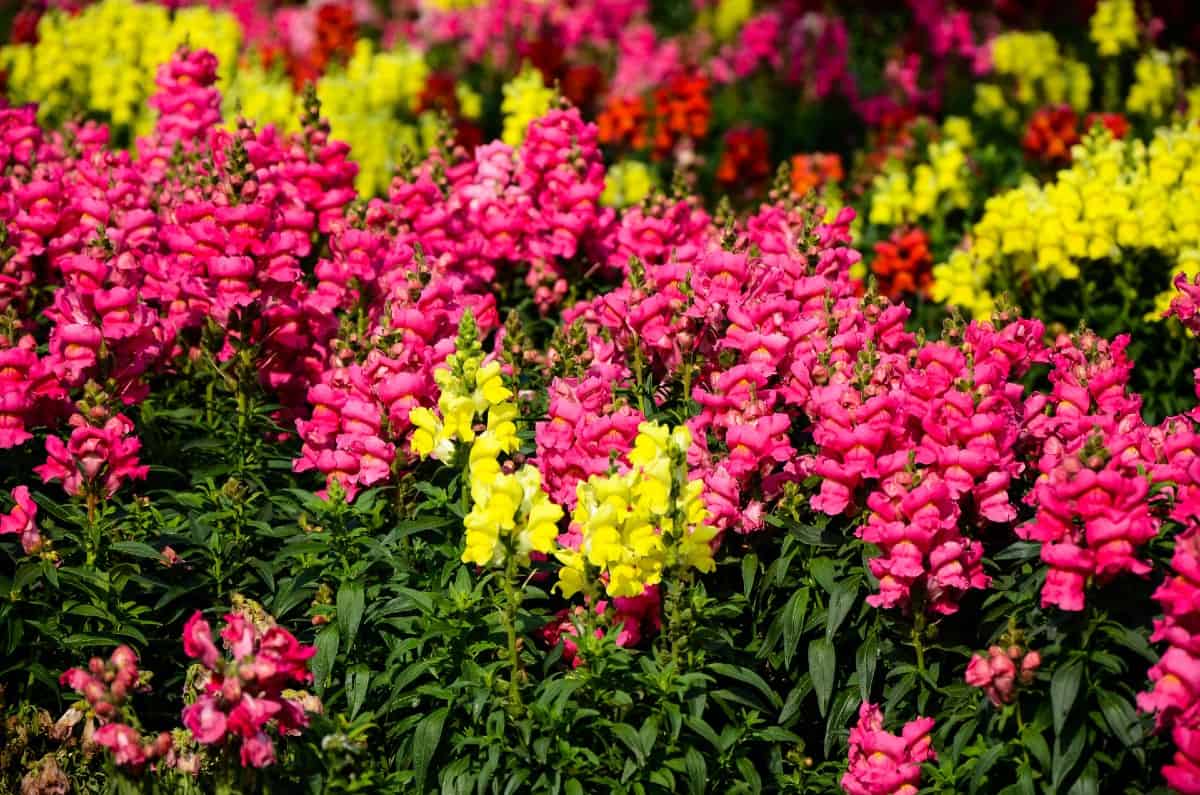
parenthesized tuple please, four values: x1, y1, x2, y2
(842, 703, 935, 795)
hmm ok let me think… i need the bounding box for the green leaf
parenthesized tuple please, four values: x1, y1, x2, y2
(825, 581, 856, 641)
(736, 758, 762, 794)
(824, 689, 860, 757)
(337, 581, 366, 651)
(684, 748, 706, 795)
(311, 624, 340, 693)
(1052, 718, 1086, 791)
(109, 541, 163, 561)
(741, 554, 757, 598)
(638, 717, 659, 759)
(612, 723, 646, 766)
(970, 744, 1006, 794)
(346, 664, 369, 719)
(782, 588, 810, 670)
(1096, 690, 1141, 747)
(684, 716, 724, 753)
(1021, 726, 1051, 769)
(856, 635, 879, 703)
(413, 706, 448, 793)
(809, 638, 836, 718)
(710, 663, 782, 709)
(1051, 661, 1082, 735)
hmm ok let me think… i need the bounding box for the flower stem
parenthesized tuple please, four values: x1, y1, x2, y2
(500, 556, 524, 717)
(911, 616, 927, 678)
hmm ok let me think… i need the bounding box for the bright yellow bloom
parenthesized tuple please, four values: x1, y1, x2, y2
(556, 422, 718, 600)
(1128, 50, 1177, 119)
(1090, 0, 1138, 57)
(987, 31, 1092, 112)
(463, 464, 563, 567)
(410, 313, 516, 461)
(942, 117, 975, 149)
(930, 250, 997, 320)
(712, 0, 753, 40)
(602, 160, 656, 207)
(0, 0, 239, 131)
(868, 139, 971, 226)
(501, 67, 556, 147)
(934, 123, 1200, 321)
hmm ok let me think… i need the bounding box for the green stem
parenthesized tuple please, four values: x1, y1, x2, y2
(911, 617, 927, 679)
(236, 385, 248, 472)
(84, 492, 99, 567)
(500, 556, 524, 717)
(632, 344, 649, 416)
(1014, 698, 1032, 767)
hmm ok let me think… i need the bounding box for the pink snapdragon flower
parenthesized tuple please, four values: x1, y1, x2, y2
(181, 611, 315, 768)
(842, 702, 935, 795)
(36, 412, 149, 498)
(0, 485, 41, 553)
(965, 645, 1041, 706)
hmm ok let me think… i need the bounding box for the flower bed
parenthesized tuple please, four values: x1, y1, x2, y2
(3, 1, 1200, 793)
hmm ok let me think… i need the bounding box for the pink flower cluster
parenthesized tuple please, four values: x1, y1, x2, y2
(181, 611, 315, 768)
(415, 0, 644, 70)
(965, 644, 1041, 706)
(294, 106, 619, 495)
(60, 646, 172, 772)
(842, 702, 935, 795)
(0, 485, 41, 554)
(1018, 333, 1159, 611)
(36, 411, 149, 498)
(1138, 472, 1200, 794)
(534, 375, 644, 507)
(540, 586, 662, 666)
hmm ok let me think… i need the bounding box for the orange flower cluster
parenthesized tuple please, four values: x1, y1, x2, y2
(266, 2, 357, 87)
(1022, 105, 1080, 166)
(1023, 106, 1130, 166)
(598, 95, 650, 150)
(870, 227, 933, 299)
(717, 127, 770, 189)
(598, 71, 712, 160)
(790, 152, 844, 196)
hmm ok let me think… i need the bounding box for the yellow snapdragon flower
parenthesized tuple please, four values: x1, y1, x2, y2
(410, 313, 513, 462)
(602, 160, 656, 207)
(501, 67, 555, 147)
(988, 31, 1092, 112)
(933, 123, 1200, 320)
(0, 0, 239, 131)
(1090, 0, 1138, 56)
(463, 464, 563, 567)
(868, 139, 971, 226)
(556, 422, 718, 599)
(1128, 50, 1177, 119)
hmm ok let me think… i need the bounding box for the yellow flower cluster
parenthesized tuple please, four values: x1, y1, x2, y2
(556, 423, 718, 599)
(0, 0, 240, 133)
(315, 40, 433, 196)
(985, 32, 1092, 113)
(932, 124, 1200, 319)
(1127, 50, 1177, 119)
(409, 314, 562, 568)
(869, 136, 971, 227)
(0, 0, 478, 197)
(463, 457, 563, 568)
(602, 160, 656, 207)
(1090, 0, 1138, 57)
(709, 0, 754, 40)
(501, 67, 556, 147)
(223, 63, 301, 134)
(410, 320, 512, 464)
